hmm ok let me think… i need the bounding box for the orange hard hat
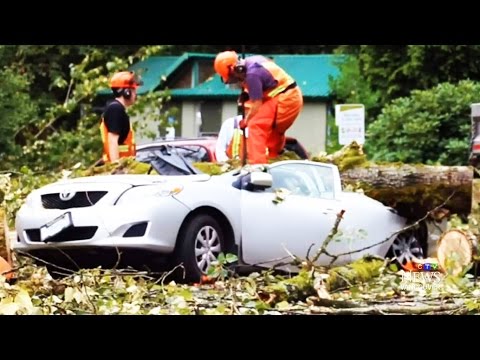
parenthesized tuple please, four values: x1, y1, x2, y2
(214, 51, 239, 83)
(109, 71, 143, 89)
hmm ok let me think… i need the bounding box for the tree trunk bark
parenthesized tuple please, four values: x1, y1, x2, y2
(0, 208, 8, 261)
(340, 164, 473, 218)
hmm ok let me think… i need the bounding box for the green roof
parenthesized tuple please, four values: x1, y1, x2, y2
(98, 53, 215, 96)
(133, 53, 215, 95)
(170, 54, 344, 100)
(271, 55, 343, 98)
(129, 56, 179, 94)
(170, 75, 240, 98)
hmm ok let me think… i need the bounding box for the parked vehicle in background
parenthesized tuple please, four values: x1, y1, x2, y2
(136, 136, 309, 165)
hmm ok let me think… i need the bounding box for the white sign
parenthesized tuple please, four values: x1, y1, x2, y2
(335, 104, 365, 145)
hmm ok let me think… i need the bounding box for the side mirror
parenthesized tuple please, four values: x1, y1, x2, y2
(249, 172, 273, 188)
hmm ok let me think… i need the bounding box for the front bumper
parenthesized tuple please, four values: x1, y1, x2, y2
(14, 196, 190, 254)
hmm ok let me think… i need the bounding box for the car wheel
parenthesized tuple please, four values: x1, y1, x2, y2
(389, 223, 428, 270)
(174, 214, 225, 282)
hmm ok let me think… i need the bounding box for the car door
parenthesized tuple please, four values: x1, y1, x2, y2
(240, 163, 352, 270)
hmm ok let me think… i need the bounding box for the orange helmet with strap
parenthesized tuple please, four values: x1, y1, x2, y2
(109, 71, 143, 89)
(214, 51, 239, 83)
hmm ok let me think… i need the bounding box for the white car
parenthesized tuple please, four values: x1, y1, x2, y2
(14, 160, 426, 281)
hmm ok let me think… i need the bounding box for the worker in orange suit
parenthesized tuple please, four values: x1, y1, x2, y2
(214, 51, 303, 164)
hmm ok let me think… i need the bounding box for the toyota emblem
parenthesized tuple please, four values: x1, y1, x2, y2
(59, 189, 76, 201)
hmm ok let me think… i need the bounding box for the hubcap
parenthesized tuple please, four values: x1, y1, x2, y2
(194, 225, 222, 274)
(391, 230, 424, 268)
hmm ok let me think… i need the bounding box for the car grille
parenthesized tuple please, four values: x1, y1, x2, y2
(25, 226, 98, 242)
(41, 191, 107, 209)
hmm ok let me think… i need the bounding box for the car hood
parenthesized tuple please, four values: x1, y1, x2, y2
(27, 174, 212, 208)
(50, 174, 211, 187)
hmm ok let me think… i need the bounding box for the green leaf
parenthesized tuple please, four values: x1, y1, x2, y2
(14, 289, 34, 313)
(216, 304, 228, 314)
(207, 267, 218, 277)
(255, 301, 271, 312)
(106, 62, 116, 70)
(217, 252, 226, 263)
(179, 289, 193, 301)
(389, 264, 399, 272)
(276, 301, 290, 310)
(225, 253, 238, 264)
(243, 278, 257, 297)
(52, 76, 68, 89)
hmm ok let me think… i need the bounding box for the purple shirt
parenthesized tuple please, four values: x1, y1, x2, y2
(244, 56, 278, 101)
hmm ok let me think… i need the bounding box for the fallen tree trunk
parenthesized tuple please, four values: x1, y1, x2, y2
(340, 164, 473, 218)
(341, 164, 472, 189)
(311, 141, 474, 218)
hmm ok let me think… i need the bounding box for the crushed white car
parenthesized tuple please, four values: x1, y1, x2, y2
(14, 160, 426, 281)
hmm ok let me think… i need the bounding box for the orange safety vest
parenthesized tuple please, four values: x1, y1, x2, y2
(244, 58, 296, 100)
(99, 119, 136, 162)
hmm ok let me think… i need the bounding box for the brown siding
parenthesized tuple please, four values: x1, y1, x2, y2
(199, 60, 215, 83)
(167, 59, 216, 89)
(169, 63, 193, 89)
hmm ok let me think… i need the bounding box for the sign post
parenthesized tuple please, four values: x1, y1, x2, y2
(335, 104, 365, 145)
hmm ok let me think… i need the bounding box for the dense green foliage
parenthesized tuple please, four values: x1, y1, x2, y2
(0, 68, 38, 157)
(0, 45, 167, 172)
(337, 45, 480, 106)
(366, 80, 479, 165)
(330, 46, 480, 163)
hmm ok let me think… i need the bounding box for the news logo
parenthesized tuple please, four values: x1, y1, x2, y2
(413, 261, 439, 271)
(400, 270, 443, 291)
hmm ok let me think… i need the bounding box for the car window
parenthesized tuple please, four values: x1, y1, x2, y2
(268, 163, 335, 199)
(137, 145, 210, 163)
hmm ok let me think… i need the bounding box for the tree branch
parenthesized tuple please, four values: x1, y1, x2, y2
(309, 210, 345, 265)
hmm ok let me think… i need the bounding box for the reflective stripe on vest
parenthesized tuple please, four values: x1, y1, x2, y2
(230, 129, 243, 159)
(259, 60, 295, 99)
(100, 119, 136, 162)
(226, 117, 243, 160)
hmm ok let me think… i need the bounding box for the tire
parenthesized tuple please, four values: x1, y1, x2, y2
(388, 221, 428, 270)
(173, 214, 225, 283)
